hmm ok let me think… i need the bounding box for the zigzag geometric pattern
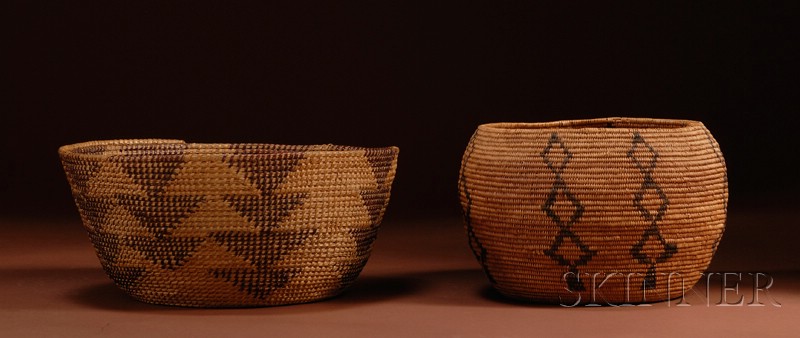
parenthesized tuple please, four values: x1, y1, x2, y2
(459, 135, 497, 285)
(60, 140, 398, 307)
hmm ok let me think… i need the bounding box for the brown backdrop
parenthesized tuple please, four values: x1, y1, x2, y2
(4, 1, 797, 220)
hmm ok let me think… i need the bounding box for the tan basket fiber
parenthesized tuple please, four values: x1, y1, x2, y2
(60, 139, 398, 307)
(459, 118, 727, 304)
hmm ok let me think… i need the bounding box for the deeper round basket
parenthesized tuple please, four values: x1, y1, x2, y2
(60, 139, 399, 307)
(458, 117, 727, 304)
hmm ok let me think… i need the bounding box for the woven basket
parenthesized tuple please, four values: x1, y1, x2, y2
(60, 139, 399, 307)
(459, 118, 727, 304)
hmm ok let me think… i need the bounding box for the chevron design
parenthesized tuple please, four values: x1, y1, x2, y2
(61, 141, 398, 306)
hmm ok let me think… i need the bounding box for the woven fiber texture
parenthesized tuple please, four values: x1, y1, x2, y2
(60, 139, 398, 307)
(459, 118, 727, 304)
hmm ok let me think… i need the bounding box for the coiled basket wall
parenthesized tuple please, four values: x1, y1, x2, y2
(459, 118, 727, 304)
(60, 139, 398, 307)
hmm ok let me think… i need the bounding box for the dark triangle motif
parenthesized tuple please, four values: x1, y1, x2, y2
(212, 145, 313, 300)
(359, 148, 394, 226)
(116, 144, 208, 271)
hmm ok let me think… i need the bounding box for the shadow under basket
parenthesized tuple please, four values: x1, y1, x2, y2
(459, 117, 728, 304)
(59, 139, 399, 307)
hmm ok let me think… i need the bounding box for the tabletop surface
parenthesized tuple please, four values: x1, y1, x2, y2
(1, 211, 797, 337)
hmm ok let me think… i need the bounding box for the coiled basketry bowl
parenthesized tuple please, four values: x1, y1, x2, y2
(459, 118, 727, 304)
(60, 139, 398, 307)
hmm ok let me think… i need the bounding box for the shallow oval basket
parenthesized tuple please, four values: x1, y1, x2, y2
(459, 118, 727, 304)
(60, 139, 399, 307)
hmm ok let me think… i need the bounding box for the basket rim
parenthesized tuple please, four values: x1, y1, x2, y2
(58, 139, 399, 160)
(478, 117, 705, 132)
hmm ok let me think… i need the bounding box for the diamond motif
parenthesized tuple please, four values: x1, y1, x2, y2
(541, 135, 572, 173)
(542, 184, 584, 226)
(631, 228, 678, 266)
(627, 134, 658, 173)
(628, 132, 677, 290)
(544, 230, 596, 268)
(633, 183, 669, 222)
(541, 133, 596, 291)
